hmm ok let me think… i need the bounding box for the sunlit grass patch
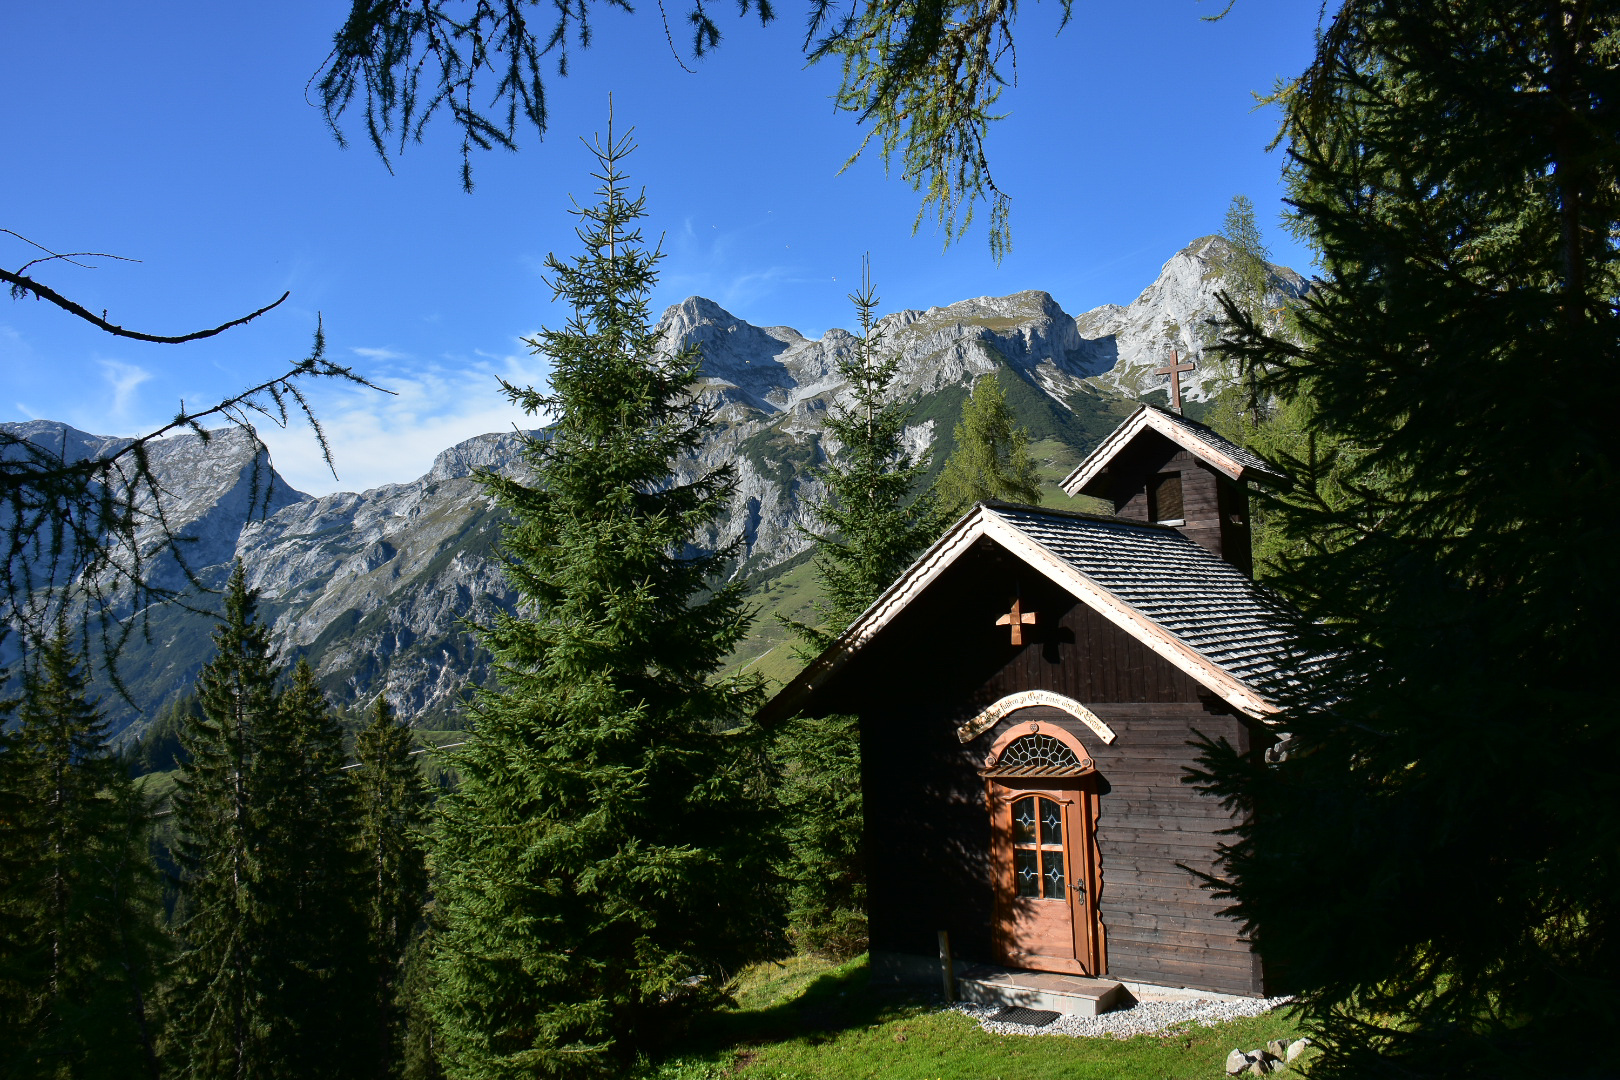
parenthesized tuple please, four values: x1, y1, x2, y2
(646, 955, 1315, 1080)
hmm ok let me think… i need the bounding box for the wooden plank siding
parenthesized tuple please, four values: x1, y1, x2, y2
(806, 539, 1270, 997)
(1106, 430, 1253, 575)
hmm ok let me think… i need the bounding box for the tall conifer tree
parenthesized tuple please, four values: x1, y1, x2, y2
(0, 684, 26, 1060)
(780, 260, 939, 653)
(772, 263, 937, 958)
(167, 564, 289, 1079)
(171, 578, 369, 1080)
(0, 628, 163, 1079)
(427, 115, 775, 1078)
(934, 374, 1041, 515)
(276, 660, 370, 1077)
(1194, 4, 1620, 1075)
(352, 695, 432, 1078)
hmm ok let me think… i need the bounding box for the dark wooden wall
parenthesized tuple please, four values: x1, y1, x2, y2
(1106, 431, 1253, 575)
(808, 539, 1268, 996)
(987, 704, 1262, 996)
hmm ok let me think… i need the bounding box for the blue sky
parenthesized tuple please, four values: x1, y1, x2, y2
(2, 0, 1325, 494)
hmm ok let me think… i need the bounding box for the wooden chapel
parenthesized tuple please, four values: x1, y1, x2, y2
(759, 403, 1303, 1000)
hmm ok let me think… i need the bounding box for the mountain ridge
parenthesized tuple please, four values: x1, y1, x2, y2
(7, 235, 1307, 739)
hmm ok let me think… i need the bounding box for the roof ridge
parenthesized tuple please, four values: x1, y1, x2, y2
(976, 500, 1186, 534)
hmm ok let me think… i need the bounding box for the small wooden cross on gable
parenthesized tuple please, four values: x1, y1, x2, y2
(1154, 349, 1196, 412)
(996, 597, 1037, 646)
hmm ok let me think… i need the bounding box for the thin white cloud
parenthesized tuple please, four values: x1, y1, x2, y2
(252, 344, 552, 496)
(99, 359, 152, 418)
(351, 345, 410, 361)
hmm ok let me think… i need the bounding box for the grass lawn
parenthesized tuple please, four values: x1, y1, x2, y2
(644, 956, 1313, 1080)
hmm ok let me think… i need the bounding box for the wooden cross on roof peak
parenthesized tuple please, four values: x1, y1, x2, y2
(996, 596, 1037, 646)
(1154, 349, 1196, 413)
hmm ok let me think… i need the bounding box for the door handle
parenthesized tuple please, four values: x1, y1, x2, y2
(1069, 882, 1086, 899)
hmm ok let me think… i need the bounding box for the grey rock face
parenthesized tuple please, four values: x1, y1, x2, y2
(37, 236, 1303, 737)
(238, 470, 516, 725)
(2, 420, 306, 601)
(1076, 235, 1309, 402)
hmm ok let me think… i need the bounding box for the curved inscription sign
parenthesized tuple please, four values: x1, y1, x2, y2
(955, 690, 1118, 746)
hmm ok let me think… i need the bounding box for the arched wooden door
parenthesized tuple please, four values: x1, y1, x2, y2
(984, 726, 1104, 976)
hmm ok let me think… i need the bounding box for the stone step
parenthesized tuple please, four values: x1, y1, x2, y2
(956, 963, 1128, 1017)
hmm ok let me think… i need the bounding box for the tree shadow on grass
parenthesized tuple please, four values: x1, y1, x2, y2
(681, 956, 935, 1061)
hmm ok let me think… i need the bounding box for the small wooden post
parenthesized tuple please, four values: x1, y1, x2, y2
(937, 930, 956, 1002)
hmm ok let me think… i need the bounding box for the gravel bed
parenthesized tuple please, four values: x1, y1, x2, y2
(952, 995, 1293, 1039)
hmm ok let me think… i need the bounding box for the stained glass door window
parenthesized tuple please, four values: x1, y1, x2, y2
(1010, 795, 1066, 900)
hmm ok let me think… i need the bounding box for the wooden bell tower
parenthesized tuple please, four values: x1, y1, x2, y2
(1058, 404, 1289, 577)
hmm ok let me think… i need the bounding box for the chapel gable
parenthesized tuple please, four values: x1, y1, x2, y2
(1059, 404, 1288, 576)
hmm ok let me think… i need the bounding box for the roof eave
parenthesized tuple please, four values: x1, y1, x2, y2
(756, 503, 1281, 726)
(1059, 405, 1289, 497)
(756, 504, 999, 726)
(1059, 405, 1148, 497)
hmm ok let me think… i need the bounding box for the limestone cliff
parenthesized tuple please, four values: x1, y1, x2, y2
(18, 236, 1304, 738)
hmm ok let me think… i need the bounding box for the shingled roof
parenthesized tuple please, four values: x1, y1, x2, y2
(1060, 404, 1289, 500)
(762, 502, 1315, 723)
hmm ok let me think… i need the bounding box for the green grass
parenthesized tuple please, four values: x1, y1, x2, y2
(644, 956, 1314, 1080)
(720, 555, 823, 690)
(133, 768, 181, 811)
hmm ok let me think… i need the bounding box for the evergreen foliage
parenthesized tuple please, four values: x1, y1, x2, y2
(934, 374, 1041, 515)
(780, 260, 940, 654)
(352, 694, 433, 1077)
(0, 688, 25, 1060)
(1193, 4, 1620, 1075)
(427, 117, 778, 1078)
(0, 628, 164, 1079)
(768, 712, 865, 959)
(399, 928, 447, 1080)
(169, 566, 366, 1079)
(770, 264, 938, 961)
(168, 564, 283, 1076)
(125, 694, 197, 777)
(277, 660, 372, 1077)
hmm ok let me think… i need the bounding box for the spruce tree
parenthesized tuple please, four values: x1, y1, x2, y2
(771, 263, 936, 958)
(0, 686, 26, 1061)
(399, 929, 446, 1080)
(275, 660, 371, 1078)
(427, 117, 776, 1077)
(126, 694, 198, 777)
(0, 627, 164, 1079)
(167, 564, 286, 1078)
(352, 695, 432, 1078)
(934, 373, 1042, 516)
(781, 259, 940, 652)
(1192, 4, 1620, 1075)
(768, 712, 865, 959)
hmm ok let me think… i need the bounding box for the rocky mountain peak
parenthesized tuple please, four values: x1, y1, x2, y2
(2, 419, 133, 465)
(1075, 235, 1310, 403)
(35, 236, 1304, 741)
(427, 430, 540, 482)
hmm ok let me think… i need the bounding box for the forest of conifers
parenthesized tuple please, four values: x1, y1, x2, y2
(4, 3, 1619, 1079)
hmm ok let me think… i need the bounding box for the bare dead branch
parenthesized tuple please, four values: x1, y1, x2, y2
(1, 265, 291, 344)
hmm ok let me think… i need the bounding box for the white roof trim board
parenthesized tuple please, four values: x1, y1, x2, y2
(956, 690, 1118, 745)
(1059, 404, 1288, 498)
(765, 503, 1295, 724)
